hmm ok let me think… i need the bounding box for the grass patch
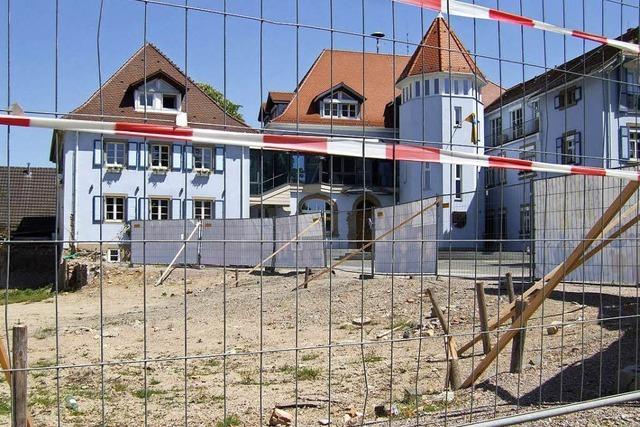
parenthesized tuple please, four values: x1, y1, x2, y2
(132, 388, 165, 399)
(238, 370, 257, 385)
(363, 353, 384, 364)
(216, 415, 241, 427)
(30, 390, 57, 407)
(149, 378, 160, 386)
(0, 287, 52, 305)
(301, 353, 319, 362)
(32, 358, 56, 368)
(204, 359, 221, 367)
(278, 364, 321, 381)
(112, 381, 127, 393)
(0, 397, 10, 415)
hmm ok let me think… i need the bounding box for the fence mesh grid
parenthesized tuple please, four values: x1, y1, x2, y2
(1, 0, 640, 426)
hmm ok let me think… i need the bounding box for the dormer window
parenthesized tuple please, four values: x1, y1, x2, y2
(134, 78, 182, 114)
(315, 84, 363, 120)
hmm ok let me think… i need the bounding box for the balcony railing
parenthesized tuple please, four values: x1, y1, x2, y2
(486, 117, 539, 147)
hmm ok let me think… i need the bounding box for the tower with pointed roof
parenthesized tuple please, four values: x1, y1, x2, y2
(396, 16, 487, 247)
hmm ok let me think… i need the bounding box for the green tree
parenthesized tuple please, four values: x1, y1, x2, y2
(196, 82, 244, 122)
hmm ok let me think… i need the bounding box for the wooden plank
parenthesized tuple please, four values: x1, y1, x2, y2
(505, 272, 515, 303)
(292, 198, 440, 291)
(460, 180, 639, 388)
(12, 325, 27, 427)
(154, 222, 201, 286)
(426, 289, 461, 390)
(475, 282, 492, 355)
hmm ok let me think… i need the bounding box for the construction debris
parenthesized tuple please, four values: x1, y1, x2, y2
(342, 408, 363, 426)
(546, 321, 562, 335)
(269, 408, 293, 426)
(351, 317, 371, 326)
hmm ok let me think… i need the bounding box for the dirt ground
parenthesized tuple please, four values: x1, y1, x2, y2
(1, 258, 639, 426)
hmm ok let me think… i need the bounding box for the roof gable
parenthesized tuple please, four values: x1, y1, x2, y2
(69, 43, 249, 131)
(312, 82, 365, 103)
(397, 17, 485, 83)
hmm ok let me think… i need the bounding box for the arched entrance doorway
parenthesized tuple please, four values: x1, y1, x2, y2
(352, 197, 379, 251)
(298, 194, 338, 238)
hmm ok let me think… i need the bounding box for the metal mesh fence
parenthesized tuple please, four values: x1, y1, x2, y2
(0, 0, 639, 426)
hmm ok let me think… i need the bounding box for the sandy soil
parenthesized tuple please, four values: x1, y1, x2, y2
(1, 259, 639, 426)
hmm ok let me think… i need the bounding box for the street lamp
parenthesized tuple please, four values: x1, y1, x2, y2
(371, 32, 385, 53)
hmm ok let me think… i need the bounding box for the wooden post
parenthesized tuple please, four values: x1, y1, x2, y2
(505, 272, 515, 303)
(304, 267, 310, 289)
(12, 325, 27, 427)
(475, 282, 492, 355)
(234, 268, 239, 287)
(426, 289, 461, 390)
(509, 299, 527, 373)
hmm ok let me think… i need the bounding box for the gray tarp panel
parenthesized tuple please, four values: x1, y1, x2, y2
(130, 219, 199, 265)
(373, 198, 438, 274)
(199, 218, 274, 267)
(273, 214, 326, 268)
(534, 175, 639, 285)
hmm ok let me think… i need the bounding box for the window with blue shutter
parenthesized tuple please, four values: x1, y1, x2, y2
(93, 140, 102, 167)
(184, 199, 194, 219)
(138, 198, 149, 220)
(171, 199, 182, 219)
(128, 142, 138, 168)
(139, 142, 148, 169)
(172, 144, 182, 171)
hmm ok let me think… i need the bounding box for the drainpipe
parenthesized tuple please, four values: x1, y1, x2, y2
(72, 131, 78, 247)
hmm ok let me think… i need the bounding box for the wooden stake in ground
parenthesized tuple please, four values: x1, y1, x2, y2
(475, 282, 492, 355)
(505, 272, 515, 303)
(227, 217, 321, 288)
(0, 333, 33, 427)
(460, 180, 639, 388)
(509, 299, 527, 373)
(426, 289, 461, 390)
(12, 325, 27, 427)
(154, 222, 201, 286)
(292, 198, 440, 291)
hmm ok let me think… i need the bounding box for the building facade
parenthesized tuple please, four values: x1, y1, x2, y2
(484, 27, 639, 251)
(52, 44, 251, 258)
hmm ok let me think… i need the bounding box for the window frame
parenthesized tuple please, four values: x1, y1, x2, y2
(454, 164, 463, 201)
(557, 131, 582, 165)
(104, 195, 125, 222)
(519, 203, 532, 239)
(193, 199, 214, 220)
(149, 198, 170, 220)
(104, 140, 126, 167)
(107, 248, 121, 263)
(193, 146, 213, 170)
(554, 86, 582, 110)
(150, 144, 170, 169)
(629, 128, 640, 161)
(454, 106, 463, 128)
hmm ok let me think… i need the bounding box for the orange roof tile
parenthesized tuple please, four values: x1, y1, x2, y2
(271, 50, 410, 128)
(397, 17, 485, 82)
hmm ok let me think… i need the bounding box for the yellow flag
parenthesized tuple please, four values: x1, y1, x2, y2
(465, 112, 477, 144)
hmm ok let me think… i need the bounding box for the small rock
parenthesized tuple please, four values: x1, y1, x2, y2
(343, 411, 363, 427)
(421, 329, 435, 337)
(432, 390, 455, 404)
(269, 408, 293, 426)
(406, 298, 415, 303)
(374, 404, 388, 417)
(318, 419, 331, 426)
(402, 329, 411, 339)
(352, 317, 371, 326)
(546, 321, 562, 335)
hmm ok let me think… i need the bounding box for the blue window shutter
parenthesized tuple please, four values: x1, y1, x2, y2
(127, 142, 138, 168)
(215, 200, 224, 219)
(126, 197, 137, 221)
(574, 87, 582, 102)
(575, 132, 582, 164)
(93, 195, 102, 223)
(184, 199, 193, 219)
(215, 146, 225, 172)
(184, 145, 193, 171)
(620, 126, 630, 160)
(554, 96, 561, 109)
(172, 144, 182, 171)
(171, 199, 181, 219)
(93, 140, 102, 167)
(138, 198, 148, 220)
(139, 142, 148, 169)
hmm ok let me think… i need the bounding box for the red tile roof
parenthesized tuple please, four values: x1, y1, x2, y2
(397, 17, 485, 82)
(270, 50, 410, 128)
(69, 43, 250, 131)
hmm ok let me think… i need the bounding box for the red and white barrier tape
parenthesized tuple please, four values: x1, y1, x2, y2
(1, 114, 638, 182)
(395, 0, 640, 54)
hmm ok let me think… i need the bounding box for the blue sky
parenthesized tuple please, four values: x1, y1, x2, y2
(0, 0, 638, 166)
